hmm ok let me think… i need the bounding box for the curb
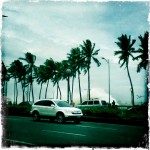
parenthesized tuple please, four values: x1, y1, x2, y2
(82, 116, 148, 126)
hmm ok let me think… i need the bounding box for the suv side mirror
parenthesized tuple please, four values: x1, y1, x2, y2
(51, 104, 55, 107)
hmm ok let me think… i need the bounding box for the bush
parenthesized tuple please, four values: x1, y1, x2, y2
(79, 106, 147, 120)
(7, 104, 31, 116)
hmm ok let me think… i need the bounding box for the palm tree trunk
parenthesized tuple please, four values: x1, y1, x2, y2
(67, 77, 70, 103)
(45, 80, 49, 99)
(39, 82, 43, 99)
(29, 84, 32, 102)
(5, 81, 8, 97)
(78, 70, 82, 104)
(30, 67, 34, 102)
(21, 81, 25, 102)
(31, 82, 34, 102)
(14, 79, 16, 104)
(127, 64, 134, 106)
(68, 76, 72, 103)
(58, 83, 62, 100)
(71, 76, 74, 102)
(56, 82, 59, 99)
(87, 67, 91, 100)
(27, 84, 30, 102)
(15, 78, 18, 104)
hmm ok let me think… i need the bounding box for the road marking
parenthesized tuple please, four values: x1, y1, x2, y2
(42, 130, 86, 137)
(6, 139, 36, 146)
(76, 125, 118, 130)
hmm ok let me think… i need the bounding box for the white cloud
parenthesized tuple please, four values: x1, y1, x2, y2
(2, 1, 148, 104)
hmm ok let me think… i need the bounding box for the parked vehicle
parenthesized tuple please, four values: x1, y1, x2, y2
(76, 98, 108, 108)
(30, 99, 83, 124)
(19, 101, 33, 106)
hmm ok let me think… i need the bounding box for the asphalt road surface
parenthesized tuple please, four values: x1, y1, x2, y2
(4, 116, 147, 148)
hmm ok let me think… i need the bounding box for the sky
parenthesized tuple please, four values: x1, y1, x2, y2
(1, 0, 149, 105)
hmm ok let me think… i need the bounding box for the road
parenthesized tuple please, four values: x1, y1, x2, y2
(4, 116, 147, 147)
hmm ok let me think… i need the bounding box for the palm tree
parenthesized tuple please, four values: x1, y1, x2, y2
(67, 49, 77, 103)
(44, 58, 56, 98)
(17, 63, 28, 102)
(134, 31, 149, 72)
(61, 60, 72, 103)
(51, 62, 62, 99)
(134, 31, 149, 101)
(2, 61, 10, 97)
(19, 52, 36, 102)
(80, 39, 101, 100)
(35, 65, 47, 99)
(114, 34, 136, 106)
(8, 60, 23, 104)
(67, 47, 84, 104)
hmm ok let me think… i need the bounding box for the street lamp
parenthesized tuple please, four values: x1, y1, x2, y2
(102, 57, 110, 105)
(66, 68, 71, 103)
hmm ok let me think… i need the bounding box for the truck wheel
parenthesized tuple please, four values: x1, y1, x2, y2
(32, 112, 40, 121)
(56, 113, 65, 124)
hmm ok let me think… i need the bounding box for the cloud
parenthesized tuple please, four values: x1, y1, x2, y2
(2, 1, 148, 105)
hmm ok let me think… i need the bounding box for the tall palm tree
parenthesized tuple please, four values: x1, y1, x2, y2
(19, 52, 36, 102)
(35, 65, 47, 99)
(44, 58, 56, 98)
(2, 61, 10, 97)
(8, 60, 23, 104)
(61, 60, 72, 103)
(134, 31, 149, 72)
(134, 31, 149, 101)
(80, 39, 101, 100)
(17, 63, 28, 102)
(51, 62, 62, 99)
(67, 49, 77, 103)
(67, 47, 83, 104)
(114, 34, 136, 106)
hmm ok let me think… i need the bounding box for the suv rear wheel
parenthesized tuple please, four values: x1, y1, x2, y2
(56, 113, 65, 124)
(32, 111, 40, 121)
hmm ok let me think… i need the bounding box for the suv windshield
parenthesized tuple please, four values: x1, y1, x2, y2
(56, 101, 71, 107)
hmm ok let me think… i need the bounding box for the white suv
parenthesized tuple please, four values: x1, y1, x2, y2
(30, 99, 83, 124)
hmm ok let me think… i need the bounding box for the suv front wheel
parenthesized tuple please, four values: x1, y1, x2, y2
(56, 113, 65, 124)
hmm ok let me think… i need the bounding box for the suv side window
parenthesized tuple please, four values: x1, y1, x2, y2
(34, 101, 45, 106)
(34, 100, 54, 106)
(94, 101, 99, 104)
(46, 101, 55, 106)
(88, 101, 93, 105)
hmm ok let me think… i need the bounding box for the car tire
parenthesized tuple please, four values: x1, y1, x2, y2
(32, 111, 40, 121)
(56, 113, 65, 124)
